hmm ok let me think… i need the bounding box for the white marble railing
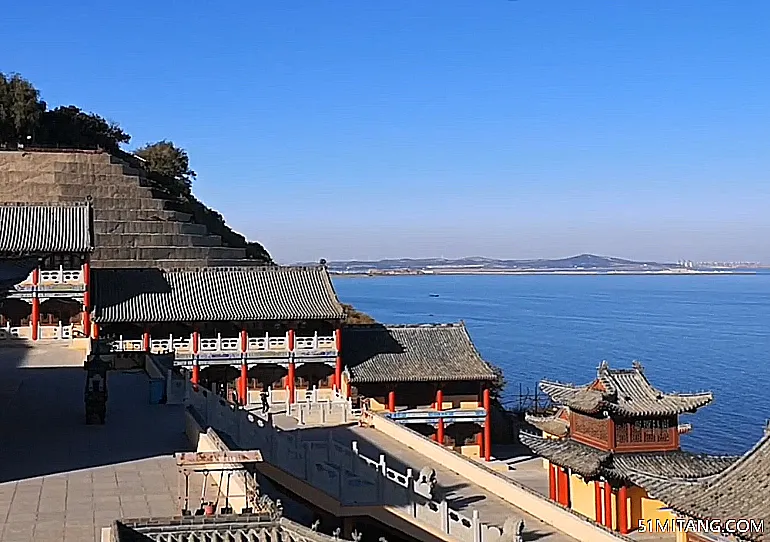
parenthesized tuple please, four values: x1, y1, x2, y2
(185, 384, 510, 542)
(17, 266, 85, 287)
(0, 323, 74, 341)
(108, 332, 337, 355)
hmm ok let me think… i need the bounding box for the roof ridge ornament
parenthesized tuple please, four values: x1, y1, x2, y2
(632, 360, 645, 373)
(598, 360, 610, 374)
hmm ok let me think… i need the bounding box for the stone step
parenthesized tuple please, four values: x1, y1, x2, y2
(90, 258, 263, 269)
(0, 170, 154, 188)
(93, 219, 208, 235)
(93, 208, 193, 222)
(56, 195, 168, 210)
(94, 233, 223, 248)
(92, 246, 247, 261)
(0, 182, 158, 200)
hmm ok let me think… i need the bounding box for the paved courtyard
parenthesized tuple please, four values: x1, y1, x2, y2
(0, 345, 196, 542)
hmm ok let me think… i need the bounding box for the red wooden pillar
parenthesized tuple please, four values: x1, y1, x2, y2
(287, 328, 295, 352)
(388, 389, 396, 412)
(240, 329, 248, 353)
(287, 328, 296, 403)
(594, 480, 603, 523)
(92, 323, 100, 339)
(617, 485, 628, 534)
(142, 328, 151, 351)
(483, 387, 491, 461)
(557, 468, 570, 506)
(191, 330, 200, 387)
(603, 482, 613, 529)
(287, 361, 296, 404)
(436, 387, 444, 445)
(31, 268, 40, 341)
(82, 261, 91, 337)
(548, 463, 557, 501)
(334, 328, 343, 391)
(240, 361, 249, 405)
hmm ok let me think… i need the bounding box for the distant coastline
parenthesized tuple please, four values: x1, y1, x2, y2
(307, 253, 764, 278)
(331, 269, 758, 278)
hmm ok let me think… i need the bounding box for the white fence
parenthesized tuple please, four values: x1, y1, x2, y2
(0, 322, 74, 341)
(16, 266, 84, 286)
(185, 383, 513, 542)
(107, 331, 337, 355)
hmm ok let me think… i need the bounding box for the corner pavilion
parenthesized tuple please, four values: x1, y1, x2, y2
(343, 323, 499, 460)
(521, 361, 738, 537)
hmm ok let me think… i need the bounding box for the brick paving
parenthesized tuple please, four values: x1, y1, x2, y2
(0, 345, 196, 542)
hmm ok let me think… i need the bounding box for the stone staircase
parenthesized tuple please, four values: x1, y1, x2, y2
(0, 150, 266, 268)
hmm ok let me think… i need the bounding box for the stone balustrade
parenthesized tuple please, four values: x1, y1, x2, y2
(108, 332, 337, 357)
(15, 266, 85, 288)
(0, 322, 75, 341)
(184, 382, 510, 542)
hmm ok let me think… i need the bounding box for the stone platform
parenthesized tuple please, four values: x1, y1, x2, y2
(0, 347, 200, 542)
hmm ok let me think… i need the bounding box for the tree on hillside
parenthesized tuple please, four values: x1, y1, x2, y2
(0, 73, 46, 145)
(39, 106, 130, 151)
(135, 140, 196, 195)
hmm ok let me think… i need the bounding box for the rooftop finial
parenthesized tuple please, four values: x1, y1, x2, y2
(765, 420, 770, 438)
(598, 360, 610, 373)
(632, 360, 645, 373)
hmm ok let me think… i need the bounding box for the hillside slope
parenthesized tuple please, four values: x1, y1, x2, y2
(0, 149, 272, 268)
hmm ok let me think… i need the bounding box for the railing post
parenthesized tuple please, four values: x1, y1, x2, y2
(379, 454, 386, 476)
(58, 265, 64, 283)
(217, 333, 222, 351)
(472, 510, 481, 542)
(313, 331, 318, 349)
(169, 333, 173, 352)
(58, 320, 63, 340)
(440, 500, 450, 534)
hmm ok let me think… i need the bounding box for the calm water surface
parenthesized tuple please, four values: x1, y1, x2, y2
(333, 274, 770, 455)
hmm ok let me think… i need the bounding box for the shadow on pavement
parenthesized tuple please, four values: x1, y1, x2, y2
(0, 348, 190, 483)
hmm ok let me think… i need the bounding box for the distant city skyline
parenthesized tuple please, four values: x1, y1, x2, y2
(4, 1, 769, 264)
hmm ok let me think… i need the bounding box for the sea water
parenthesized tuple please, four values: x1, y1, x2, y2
(333, 274, 770, 455)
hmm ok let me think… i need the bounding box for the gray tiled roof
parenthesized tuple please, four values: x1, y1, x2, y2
(519, 431, 736, 483)
(519, 431, 610, 477)
(525, 411, 570, 438)
(636, 428, 770, 542)
(0, 202, 92, 253)
(91, 266, 345, 323)
(540, 361, 713, 417)
(344, 323, 498, 383)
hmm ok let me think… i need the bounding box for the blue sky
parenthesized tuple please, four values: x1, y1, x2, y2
(3, 1, 769, 263)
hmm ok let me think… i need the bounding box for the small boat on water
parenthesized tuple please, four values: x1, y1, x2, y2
(429, 294, 439, 297)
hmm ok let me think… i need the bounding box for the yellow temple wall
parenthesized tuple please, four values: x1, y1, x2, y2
(628, 485, 676, 533)
(569, 474, 597, 521)
(369, 397, 387, 412)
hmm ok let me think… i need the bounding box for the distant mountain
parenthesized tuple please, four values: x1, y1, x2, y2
(298, 254, 680, 273)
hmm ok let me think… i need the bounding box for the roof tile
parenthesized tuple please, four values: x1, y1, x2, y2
(92, 266, 345, 323)
(0, 202, 92, 253)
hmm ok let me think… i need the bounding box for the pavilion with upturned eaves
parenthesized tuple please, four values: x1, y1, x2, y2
(521, 361, 739, 537)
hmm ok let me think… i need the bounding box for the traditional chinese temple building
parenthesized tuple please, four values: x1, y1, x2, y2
(91, 266, 347, 405)
(0, 201, 93, 342)
(343, 323, 498, 460)
(634, 422, 770, 542)
(521, 361, 737, 536)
